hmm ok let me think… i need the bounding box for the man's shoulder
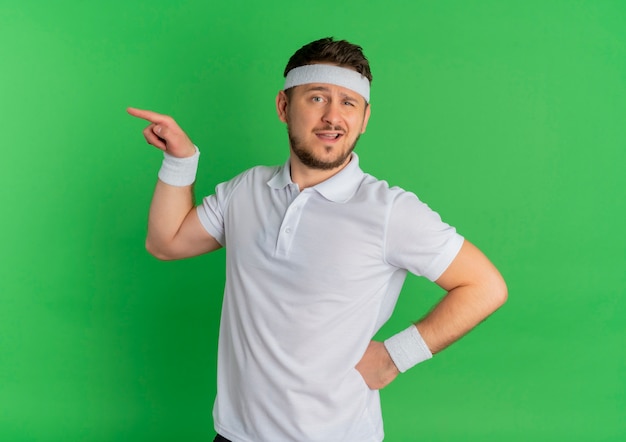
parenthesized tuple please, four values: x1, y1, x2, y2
(357, 172, 412, 200)
(225, 164, 282, 186)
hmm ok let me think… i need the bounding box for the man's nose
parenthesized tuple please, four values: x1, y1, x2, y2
(322, 101, 342, 125)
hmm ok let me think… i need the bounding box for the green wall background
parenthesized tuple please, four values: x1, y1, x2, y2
(1, 0, 624, 440)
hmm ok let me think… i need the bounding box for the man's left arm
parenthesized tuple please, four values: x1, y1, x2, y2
(356, 240, 507, 389)
(417, 239, 508, 354)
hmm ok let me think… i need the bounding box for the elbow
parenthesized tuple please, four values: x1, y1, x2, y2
(475, 268, 508, 314)
(145, 238, 177, 261)
(491, 273, 508, 311)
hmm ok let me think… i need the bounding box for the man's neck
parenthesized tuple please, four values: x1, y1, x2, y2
(289, 155, 351, 189)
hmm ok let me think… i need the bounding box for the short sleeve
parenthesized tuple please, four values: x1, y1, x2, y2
(385, 192, 464, 281)
(197, 169, 252, 246)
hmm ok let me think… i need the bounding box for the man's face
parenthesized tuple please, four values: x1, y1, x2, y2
(276, 82, 371, 171)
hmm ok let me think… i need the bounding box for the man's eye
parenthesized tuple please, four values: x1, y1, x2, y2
(344, 101, 355, 106)
(312, 96, 324, 102)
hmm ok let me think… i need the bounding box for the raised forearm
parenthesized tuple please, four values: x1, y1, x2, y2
(128, 108, 220, 260)
(145, 180, 196, 259)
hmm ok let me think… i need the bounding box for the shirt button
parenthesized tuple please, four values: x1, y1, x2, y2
(285, 227, 292, 234)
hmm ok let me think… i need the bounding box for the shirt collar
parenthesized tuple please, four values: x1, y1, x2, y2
(267, 158, 294, 189)
(267, 153, 365, 203)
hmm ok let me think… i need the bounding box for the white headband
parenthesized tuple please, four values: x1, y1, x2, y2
(284, 64, 370, 103)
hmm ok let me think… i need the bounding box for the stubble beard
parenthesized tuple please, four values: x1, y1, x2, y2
(288, 127, 360, 171)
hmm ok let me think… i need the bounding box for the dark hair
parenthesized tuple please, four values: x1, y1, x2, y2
(283, 37, 372, 82)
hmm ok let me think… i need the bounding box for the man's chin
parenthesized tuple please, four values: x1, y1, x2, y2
(293, 150, 353, 170)
(288, 132, 359, 171)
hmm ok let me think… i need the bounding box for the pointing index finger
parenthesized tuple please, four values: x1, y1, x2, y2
(126, 107, 169, 124)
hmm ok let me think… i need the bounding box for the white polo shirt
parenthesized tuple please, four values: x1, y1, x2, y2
(197, 153, 463, 442)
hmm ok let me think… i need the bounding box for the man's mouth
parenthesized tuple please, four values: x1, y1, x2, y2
(316, 132, 343, 141)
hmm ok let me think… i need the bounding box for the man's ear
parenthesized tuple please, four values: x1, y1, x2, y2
(276, 90, 288, 123)
(361, 103, 372, 134)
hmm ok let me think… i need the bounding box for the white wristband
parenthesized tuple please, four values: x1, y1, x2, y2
(158, 146, 200, 186)
(384, 325, 433, 373)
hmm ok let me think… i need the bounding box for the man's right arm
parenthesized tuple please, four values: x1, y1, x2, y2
(127, 107, 222, 260)
(146, 180, 221, 260)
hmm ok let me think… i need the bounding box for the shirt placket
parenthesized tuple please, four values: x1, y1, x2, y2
(275, 189, 312, 258)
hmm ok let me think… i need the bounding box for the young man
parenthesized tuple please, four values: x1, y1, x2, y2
(128, 37, 507, 442)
